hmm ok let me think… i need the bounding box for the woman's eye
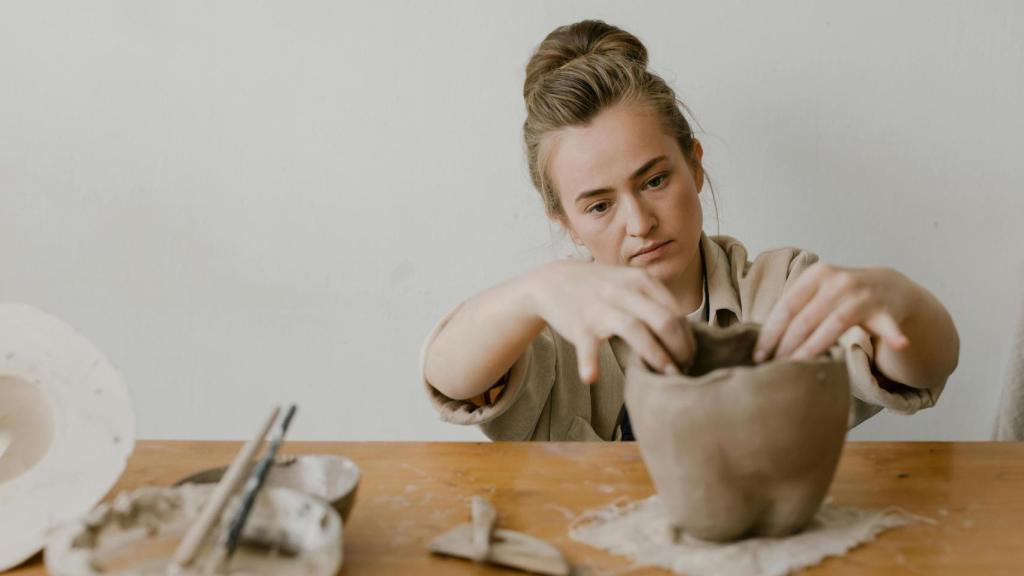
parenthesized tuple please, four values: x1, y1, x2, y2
(646, 174, 668, 189)
(587, 201, 610, 215)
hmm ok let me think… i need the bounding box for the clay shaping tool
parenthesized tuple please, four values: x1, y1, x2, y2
(429, 496, 571, 576)
(203, 403, 298, 575)
(167, 405, 281, 573)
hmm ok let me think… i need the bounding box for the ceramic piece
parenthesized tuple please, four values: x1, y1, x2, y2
(0, 303, 134, 570)
(624, 322, 850, 542)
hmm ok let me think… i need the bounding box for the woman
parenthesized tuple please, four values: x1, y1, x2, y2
(421, 20, 959, 441)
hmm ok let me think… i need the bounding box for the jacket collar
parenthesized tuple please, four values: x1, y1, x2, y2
(699, 232, 741, 327)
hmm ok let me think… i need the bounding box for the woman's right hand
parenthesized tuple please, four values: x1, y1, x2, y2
(525, 260, 696, 384)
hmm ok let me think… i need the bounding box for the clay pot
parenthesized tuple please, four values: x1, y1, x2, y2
(624, 322, 849, 542)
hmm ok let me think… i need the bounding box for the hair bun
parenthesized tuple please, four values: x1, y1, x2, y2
(524, 19, 648, 100)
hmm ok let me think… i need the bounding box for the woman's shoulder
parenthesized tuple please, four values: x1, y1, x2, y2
(705, 233, 819, 278)
(703, 234, 820, 323)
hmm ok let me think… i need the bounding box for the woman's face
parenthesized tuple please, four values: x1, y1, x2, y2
(546, 102, 705, 295)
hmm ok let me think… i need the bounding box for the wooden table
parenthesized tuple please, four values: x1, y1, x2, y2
(9, 441, 1024, 575)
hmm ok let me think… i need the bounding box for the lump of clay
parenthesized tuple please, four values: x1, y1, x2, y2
(0, 303, 134, 571)
(45, 483, 342, 576)
(624, 322, 849, 542)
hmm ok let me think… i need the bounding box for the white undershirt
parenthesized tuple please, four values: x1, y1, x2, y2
(685, 277, 708, 324)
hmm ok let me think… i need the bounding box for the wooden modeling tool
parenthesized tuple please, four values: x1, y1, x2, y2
(203, 404, 298, 574)
(429, 496, 571, 576)
(168, 405, 281, 573)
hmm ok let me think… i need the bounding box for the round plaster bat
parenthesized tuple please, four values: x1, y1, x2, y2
(624, 322, 850, 542)
(45, 484, 342, 576)
(0, 303, 134, 571)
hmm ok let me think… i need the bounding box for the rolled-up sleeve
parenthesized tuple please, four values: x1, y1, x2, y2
(840, 325, 944, 427)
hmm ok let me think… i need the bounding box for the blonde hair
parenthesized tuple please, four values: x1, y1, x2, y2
(523, 20, 708, 219)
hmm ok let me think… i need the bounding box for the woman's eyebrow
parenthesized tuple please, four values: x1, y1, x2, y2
(573, 155, 668, 205)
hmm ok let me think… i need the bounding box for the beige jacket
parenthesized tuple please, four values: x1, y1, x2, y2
(421, 234, 945, 441)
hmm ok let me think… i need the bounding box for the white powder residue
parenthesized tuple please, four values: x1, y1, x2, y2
(543, 502, 577, 520)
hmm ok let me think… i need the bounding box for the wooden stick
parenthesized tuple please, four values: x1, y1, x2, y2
(168, 405, 281, 571)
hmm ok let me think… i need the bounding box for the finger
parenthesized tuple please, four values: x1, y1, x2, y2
(574, 333, 601, 385)
(774, 282, 848, 359)
(617, 291, 694, 369)
(863, 312, 910, 351)
(791, 293, 871, 360)
(680, 318, 696, 372)
(755, 264, 827, 362)
(605, 310, 678, 375)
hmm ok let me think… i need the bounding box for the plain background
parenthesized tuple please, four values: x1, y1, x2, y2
(1, 1, 1022, 441)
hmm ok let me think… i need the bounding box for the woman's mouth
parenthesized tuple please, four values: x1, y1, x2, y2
(630, 240, 672, 263)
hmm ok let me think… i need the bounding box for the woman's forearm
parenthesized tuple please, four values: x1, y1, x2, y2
(873, 279, 959, 390)
(424, 271, 547, 401)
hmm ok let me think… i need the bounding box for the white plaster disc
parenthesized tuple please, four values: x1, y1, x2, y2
(0, 303, 135, 571)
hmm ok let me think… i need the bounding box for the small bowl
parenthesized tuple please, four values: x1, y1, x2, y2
(175, 454, 360, 522)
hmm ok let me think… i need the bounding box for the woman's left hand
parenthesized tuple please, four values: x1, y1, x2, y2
(754, 263, 913, 363)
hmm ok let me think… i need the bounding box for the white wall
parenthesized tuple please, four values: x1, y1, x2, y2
(1, 1, 1021, 441)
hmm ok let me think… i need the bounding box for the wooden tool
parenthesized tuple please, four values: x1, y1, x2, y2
(429, 497, 570, 576)
(168, 405, 281, 572)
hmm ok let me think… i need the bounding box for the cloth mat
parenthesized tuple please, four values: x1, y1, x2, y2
(569, 495, 926, 576)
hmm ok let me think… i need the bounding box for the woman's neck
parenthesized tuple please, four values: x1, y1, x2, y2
(668, 249, 705, 316)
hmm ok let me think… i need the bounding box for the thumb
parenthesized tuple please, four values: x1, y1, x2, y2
(865, 312, 910, 351)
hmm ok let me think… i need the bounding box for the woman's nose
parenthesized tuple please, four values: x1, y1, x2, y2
(624, 194, 657, 237)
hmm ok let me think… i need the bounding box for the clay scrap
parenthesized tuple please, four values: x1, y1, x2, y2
(44, 483, 342, 576)
(429, 496, 570, 576)
(624, 322, 850, 542)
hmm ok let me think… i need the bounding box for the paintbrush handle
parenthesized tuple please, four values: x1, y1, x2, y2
(169, 405, 281, 570)
(223, 404, 297, 559)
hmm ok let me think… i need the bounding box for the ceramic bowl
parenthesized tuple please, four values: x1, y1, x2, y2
(175, 454, 360, 523)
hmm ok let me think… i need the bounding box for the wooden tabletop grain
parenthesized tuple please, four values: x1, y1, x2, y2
(8, 441, 1024, 575)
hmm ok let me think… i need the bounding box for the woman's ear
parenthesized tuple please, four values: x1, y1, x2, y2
(690, 138, 705, 193)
